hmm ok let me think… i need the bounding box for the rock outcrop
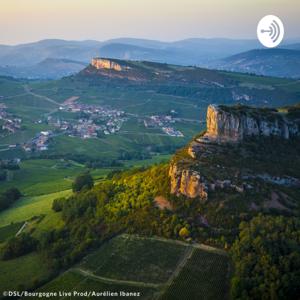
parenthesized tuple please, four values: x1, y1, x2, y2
(169, 104, 300, 201)
(91, 58, 123, 71)
(169, 163, 208, 201)
(203, 104, 299, 142)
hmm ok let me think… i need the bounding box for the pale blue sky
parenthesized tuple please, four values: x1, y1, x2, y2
(1, 0, 299, 44)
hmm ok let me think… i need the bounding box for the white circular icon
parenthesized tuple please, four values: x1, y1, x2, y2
(257, 15, 284, 48)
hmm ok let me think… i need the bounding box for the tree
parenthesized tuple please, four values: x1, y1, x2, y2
(72, 173, 94, 193)
(3, 187, 22, 201)
(230, 215, 300, 300)
(52, 197, 65, 212)
(0, 187, 21, 211)
(1, 233, 37, 260)
(179, 227, 190, 238)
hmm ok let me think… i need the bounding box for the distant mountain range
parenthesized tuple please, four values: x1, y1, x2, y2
(0, 58, 86, 79)
(0, 38, 299, 79)
(209, 48, 300, 78)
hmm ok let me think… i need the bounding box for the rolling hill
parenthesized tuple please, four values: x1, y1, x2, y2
(0, 38, 265, 66)
(0, 58, 86, 79)
(209, 48, 300, 78)
(284, 43, 300, 50)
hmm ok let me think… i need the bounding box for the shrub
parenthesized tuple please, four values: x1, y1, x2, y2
(72, 173, 94, 192)
(0, 187, 22, 211)
(1, 233, 38, 260)
(52, 197, 65, 212)
(179, 227, 190, 238)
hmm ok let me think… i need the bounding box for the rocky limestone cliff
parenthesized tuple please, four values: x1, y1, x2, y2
(169, 163, 208, 201)
(203, 104, 299, 142)
(169, 104, 300, 200)
(91, 58, 123, 71)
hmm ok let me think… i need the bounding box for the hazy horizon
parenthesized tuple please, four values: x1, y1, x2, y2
(1, 0, 299, 45)
(2, 36, 300, 47)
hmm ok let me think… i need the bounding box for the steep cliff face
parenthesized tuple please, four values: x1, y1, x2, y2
(169, 163, 208, 201)
(169, 104, 300, 200)
(204, 104, 299, 142)
(91, 58, 123, 71)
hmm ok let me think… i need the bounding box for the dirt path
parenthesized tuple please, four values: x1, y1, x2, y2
(118, 131, 169, 137)
(167, 246, 194, 286)
(153, 246, 194, 300)
(121, 98, 152, 109)
(123, 234, 228, 256)
(2, 93, 29, 99)
(73, 268, 162, 289)
(174, 117, 205, 124)
(15, 221, 28, 236)
(23, 84, 60, 106)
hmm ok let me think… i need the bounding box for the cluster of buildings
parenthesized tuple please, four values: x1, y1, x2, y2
(69, 119, 100, 139)
(162, 127, 184, 137)
(1, 93, 184, 155)
(144, 114, 184, 137)
(23, 131, 52, 152)
(48, 102, 126, 139)
(0, 103, 22, 135)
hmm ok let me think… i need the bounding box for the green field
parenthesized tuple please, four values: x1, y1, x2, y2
(0, 155, 170, 196)
(0, 75, 203, 162)
(36, 270, 158, 300)
(0, 154, 171, 235)
(0, 77, 26, 97)
(0, 189, 71, 227)
(80, 235, 187, 284)
(0, 159, 114, 196)
(160, 248, 230, 300)
(0, 252, 51, 294)
(0, 159, 82, 195)
(123, 154, 171, 168)
(35, 235, 230, 300)
(21, 210, 66, 240)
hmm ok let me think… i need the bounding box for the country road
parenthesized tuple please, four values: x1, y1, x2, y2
(73, 268, 162, 289)
(122, 234, 228, 256)
(23, 84, 61, 106)
(159, 246, 195, 297)
(15, 221, 28, 236)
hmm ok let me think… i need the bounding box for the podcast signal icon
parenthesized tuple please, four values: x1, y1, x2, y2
(257, 15, 284, 48)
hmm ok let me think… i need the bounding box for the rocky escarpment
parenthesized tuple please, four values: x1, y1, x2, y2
(91, 58, 123, 71)
(169, 156, 253, 200)
(203, 104, 299, 142)
(169, 104, 300, 200)
(169, 163, 208, 201)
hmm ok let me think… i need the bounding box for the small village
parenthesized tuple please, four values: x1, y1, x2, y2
(3, 98, 183, 153)
(23, 131, 52, 152)
(144, 114, 184, 137)
(21, 101, 127, 152)
(53, 101, 127, 138)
